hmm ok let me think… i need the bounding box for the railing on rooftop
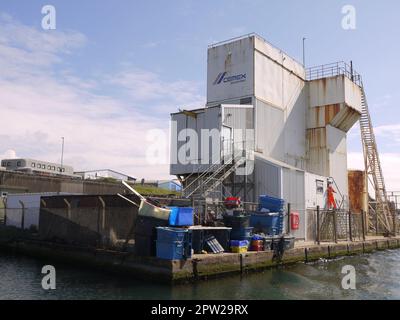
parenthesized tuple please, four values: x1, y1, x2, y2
(306, 61, 363, 86)
(208, 33, 304, 67)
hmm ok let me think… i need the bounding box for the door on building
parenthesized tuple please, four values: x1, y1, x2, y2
(221, 125, 233, 163)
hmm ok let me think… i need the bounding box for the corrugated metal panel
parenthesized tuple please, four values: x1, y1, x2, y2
(170, 110, 207, 175)
(305, 172, 327, 209)
(223, 105, 253, 129)
(343, 76, 362, 113)
(222, 104, 254, 150)
(327, 125, 349, 205)
(308, 76, 345, 108)
(282, 168, 306, 239)
(255, 97, 306, 170)
(253, 35, 305, 108)
(254, 36, 305, 79)
(308, 76, 361, 132)
(254, 156, 282, 199)
(306, 127, 329, 177)
(330, 105, 361, 132)
(255, 99, 284, 160)
(207, 36, 255, 104)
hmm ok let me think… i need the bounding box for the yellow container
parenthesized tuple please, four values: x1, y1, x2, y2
(231, 246, 248, 253)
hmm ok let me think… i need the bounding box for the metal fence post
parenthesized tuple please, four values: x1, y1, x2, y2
(63, 198, 71, 220)
(375, 211, 379, 236)
(19, 200, 25, 230)
(348, 210, 353, 242)
(2, 197, 7, 226)
(98, 196, 106, 232)
(333, 211, 338, 243)
(392, 211, 396, 236)
(316, 206, 320, 245)
(361, 210, 366, 241)
(287, 203, 291, 234)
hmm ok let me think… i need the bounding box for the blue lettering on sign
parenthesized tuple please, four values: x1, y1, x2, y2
(213, 72, 246, 85)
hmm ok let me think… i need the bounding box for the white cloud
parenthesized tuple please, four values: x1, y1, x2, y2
(107, 68, 205, 113)
(0, 149, 17, 161)
(371, 94, 392, 110)
(0, 14, 86, 80)
(0, 14, 204, 180)
(348, 152, 400, 191)
(374, 124, 400, 144)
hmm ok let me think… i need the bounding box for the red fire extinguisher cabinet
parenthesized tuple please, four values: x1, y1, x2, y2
(290, 212, 300, 230)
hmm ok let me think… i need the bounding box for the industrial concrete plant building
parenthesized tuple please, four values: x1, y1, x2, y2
(170, 34, 364, 240)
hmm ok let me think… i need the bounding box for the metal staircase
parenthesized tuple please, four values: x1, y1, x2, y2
(182, 149, 246, 199)
(360, 85, 392, 233)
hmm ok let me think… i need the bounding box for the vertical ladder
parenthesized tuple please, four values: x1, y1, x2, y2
(359, 85, 392, 232)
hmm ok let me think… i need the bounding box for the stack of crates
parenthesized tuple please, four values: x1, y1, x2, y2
(224, 214, 253, 245)
(255, 195, 285, 236)
(249, 235, 264, 252)
(156, 227, 192, 260)
(230, 240, 248, 253)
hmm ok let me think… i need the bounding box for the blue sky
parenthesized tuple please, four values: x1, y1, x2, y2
(0, 0, 399, 188)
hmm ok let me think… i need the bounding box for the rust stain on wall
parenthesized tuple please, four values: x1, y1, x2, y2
(348, 170, 367, 214)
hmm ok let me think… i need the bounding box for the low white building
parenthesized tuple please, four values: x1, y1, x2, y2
(75, 169, 136, 182)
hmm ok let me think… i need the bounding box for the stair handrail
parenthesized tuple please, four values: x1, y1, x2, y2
(183, 140, 249, 198)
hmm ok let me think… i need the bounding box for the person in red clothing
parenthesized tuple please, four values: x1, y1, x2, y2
(327, 181, 337, 210)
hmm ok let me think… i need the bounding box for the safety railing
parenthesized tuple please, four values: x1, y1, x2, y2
(306, 61, 362, 86)
(307, 207, 368, 243)
(182, 139, 252, 196)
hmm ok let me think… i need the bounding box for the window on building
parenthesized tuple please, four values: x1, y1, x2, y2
(1, 161, 5, 166)
(240, 97, 252, 105)
(48, 165, 52, 170)
(316, 180, 324, 194)
(31, 163, 35, 168)
(7, 162, 11, 166)
(17, 161, 21, 167)
(51, 166, 55, 171)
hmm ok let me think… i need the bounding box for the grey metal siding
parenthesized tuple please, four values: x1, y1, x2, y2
(282, 168, 306, 239)
(254, 157, 281, 199)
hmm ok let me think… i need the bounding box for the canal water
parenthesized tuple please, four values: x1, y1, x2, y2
(1, 250, 400, 300)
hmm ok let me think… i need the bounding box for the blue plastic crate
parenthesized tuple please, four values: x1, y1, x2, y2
(156, 241, 187, 260)
(168, 206, 194, 226)
(156, 227, 189, 242)
(259, 195, 285, 212)
(230, 240, 249, 247)
(250, 213, 284, 235)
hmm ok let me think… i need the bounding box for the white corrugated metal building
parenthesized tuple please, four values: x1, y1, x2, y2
(170, 34, 362, 240)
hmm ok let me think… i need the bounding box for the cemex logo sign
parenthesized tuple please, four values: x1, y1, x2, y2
(213, 72, 246, 85)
